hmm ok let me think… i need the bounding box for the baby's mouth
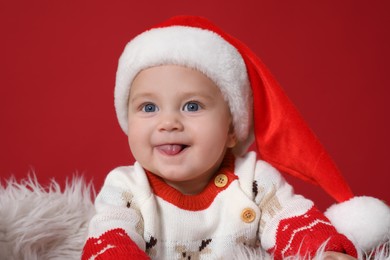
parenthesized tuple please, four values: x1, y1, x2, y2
(156, 144, 189, 156)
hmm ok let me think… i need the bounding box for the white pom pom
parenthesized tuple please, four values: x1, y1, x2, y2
(325, 196, 390, 252)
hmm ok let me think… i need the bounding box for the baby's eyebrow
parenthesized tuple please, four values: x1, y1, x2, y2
(129, 92, 156, 103)
(179, 91, 215, 101)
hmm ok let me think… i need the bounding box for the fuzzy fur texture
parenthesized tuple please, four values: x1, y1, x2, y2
(0, 176, 388, 259)
(231, 240, 390, 259)
(0, 175, 95, 260)
(325, 196, 390, 253)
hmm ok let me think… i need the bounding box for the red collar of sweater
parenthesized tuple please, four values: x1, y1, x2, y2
(145, 152, 237, 211)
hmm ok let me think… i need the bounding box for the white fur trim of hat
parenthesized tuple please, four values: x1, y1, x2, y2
(325, 196, 390, 253)
(114, 26, 253, 156)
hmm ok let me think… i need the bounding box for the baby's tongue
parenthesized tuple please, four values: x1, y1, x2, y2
(157, 144, 183, 155)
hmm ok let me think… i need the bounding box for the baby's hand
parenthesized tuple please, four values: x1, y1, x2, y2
(316, 251, 357, 260)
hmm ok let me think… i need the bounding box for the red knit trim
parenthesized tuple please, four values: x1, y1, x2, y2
(82, 228, 149, 260)
(269, 206, 357, 259)
(145, 152, 237, 211)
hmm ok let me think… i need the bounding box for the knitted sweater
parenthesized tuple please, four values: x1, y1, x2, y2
(82, 152, 357, 259)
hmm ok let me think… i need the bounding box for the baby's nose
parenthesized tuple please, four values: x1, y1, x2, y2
(157, 112, 184, 132)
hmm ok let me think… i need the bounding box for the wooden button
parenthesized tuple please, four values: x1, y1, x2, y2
(214, 174, 228, 188)
(241, 208, 256, 223)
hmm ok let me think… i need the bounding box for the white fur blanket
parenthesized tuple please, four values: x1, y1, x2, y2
(0, 176, 388, 259)
(0, 176, 95, 260)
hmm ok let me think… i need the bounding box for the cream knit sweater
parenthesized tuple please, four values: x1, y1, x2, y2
(82, 152, 356, 259)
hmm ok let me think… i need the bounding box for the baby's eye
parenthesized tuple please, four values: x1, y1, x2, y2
(183, 102, 200, 112)
(142, 103, 158, 112)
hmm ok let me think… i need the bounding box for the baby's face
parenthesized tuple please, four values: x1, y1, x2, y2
(127, 65, 236, 194)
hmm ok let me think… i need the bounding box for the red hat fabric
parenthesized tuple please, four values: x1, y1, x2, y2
(154, 15, 354, 203)
(115, 15, 354, 203)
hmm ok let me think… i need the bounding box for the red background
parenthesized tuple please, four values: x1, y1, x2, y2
(1, 1, 389, 210)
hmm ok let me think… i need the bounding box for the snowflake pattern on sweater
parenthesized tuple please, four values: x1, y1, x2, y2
(82, 152, 356, 259)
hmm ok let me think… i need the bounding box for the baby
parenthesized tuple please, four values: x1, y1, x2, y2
(82, 16, 388, 259)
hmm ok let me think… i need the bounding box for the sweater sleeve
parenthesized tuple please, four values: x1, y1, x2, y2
(82, 228, 149, 260)
(82, 167, 150, 260)
(254, 160, 357, 259)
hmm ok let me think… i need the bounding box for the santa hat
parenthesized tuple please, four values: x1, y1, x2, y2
(114, 16, 389, 252)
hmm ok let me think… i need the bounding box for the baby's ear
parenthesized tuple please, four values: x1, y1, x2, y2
(227, 124, 238, 148)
